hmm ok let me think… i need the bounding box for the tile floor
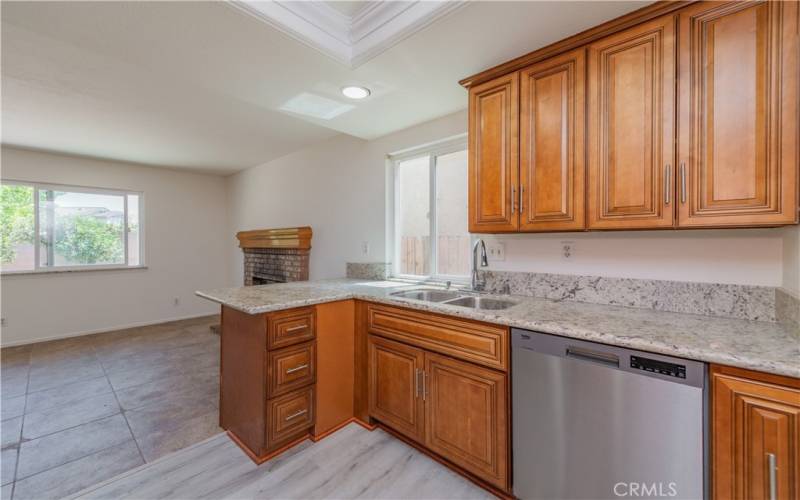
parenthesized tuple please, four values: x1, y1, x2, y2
(0, 315, 221, 500)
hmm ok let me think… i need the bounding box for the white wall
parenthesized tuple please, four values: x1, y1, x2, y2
(482, 229, 785, 286)
(226, 111, 469, 284)
(782, 225, 800, 295)
(1, 147, 230, 346)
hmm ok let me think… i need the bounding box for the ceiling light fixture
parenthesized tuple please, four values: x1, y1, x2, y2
(341, 86, 371, 99)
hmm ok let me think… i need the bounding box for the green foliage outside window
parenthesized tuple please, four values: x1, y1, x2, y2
(0, 185, 34, 264)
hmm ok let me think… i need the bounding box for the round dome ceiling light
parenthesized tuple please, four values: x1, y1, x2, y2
(341, 86, 371, 99)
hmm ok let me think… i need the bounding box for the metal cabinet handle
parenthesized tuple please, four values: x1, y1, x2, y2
(768, 453, 777, 500)
(520, 185, 525, 212)
(679, 162, 687, 204)
(664, 164, 672, 205)
(285, 325, 307, 333)
(285, 364, 309, 374)
(285, 409, 308, 421)
(422, 371, 427, 401)
(415, 369, 421, 398)
(511, 185, 516, 214)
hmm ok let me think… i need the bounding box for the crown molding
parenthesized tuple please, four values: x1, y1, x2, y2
(228, 0, 467, 68)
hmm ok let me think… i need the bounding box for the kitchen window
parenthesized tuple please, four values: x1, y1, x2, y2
(0, 181, 143, 273)
(391, 137, 470, 281)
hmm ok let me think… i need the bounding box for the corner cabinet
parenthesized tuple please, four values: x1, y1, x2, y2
(711, 364, 800, 500)
(587, 14, 676, 229)
(366, 304, 510, 492)
(677, 0, 799, 227)
(464, 1, 799, 233)
(469, 73, 519, 233)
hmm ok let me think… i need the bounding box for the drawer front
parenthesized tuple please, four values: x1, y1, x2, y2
(367, 304, 508, 370)
(268, 307, 316, 350)
(268, 341, 316, 397)
(267, 386, 315, 445)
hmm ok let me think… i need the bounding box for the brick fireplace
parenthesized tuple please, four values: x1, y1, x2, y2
(236, 227, 312, 286)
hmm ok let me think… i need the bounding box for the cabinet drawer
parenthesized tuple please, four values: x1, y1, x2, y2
(268, 341, 316, 397)
(268, 307, 316, 349)
(367, 304, 508, 370)
(267, 386, 315, 445)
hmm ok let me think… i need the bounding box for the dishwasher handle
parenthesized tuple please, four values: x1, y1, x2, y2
(566, 346, 620, 368)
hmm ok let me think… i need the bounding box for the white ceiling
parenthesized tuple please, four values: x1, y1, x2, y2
(1, 1, 648, 174)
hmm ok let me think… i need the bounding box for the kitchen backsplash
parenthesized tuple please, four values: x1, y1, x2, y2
(480, 270, 778, 323)
(346, 262, 392, 280)
(776, 288, 800, 331)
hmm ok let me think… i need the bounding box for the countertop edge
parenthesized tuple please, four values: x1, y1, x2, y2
(195, 289, 800, 380)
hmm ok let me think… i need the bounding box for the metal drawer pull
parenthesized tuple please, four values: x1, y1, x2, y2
(285, 364, 309, 374)
(285, 409, 308, 421)
(679, 162, 687, 204)
(285, 325, 307, 333)
(664, 164, 671, 204)
(415, 369, 421, 397)
(520, 185, 525, 212)
(422, 371, 427, 401)
(768, 453, 777, 500)
(566, 346, 619, 367)
(511, 185, 516, 214)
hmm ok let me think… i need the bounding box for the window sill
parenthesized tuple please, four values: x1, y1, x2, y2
(1, 265, 148, 277)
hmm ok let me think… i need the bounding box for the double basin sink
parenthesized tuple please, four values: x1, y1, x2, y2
(389, 288, 517, 310)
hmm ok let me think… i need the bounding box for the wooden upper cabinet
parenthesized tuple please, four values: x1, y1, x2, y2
(587, 15, 676, 229)
(519, 48, 586, 231)
(424, 352, 508, 491)
(469, 73, 519, 233)
(678, 1, 799, 227)
(368, 335, 425, 443)
(711, 365, 800, 500)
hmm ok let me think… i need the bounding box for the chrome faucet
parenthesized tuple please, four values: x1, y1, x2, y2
(471, 239, 489, 291)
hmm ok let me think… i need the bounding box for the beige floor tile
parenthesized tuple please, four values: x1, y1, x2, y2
(1, 447, 17, 486)
(23, 392, 121, 440)
(1, 396, 25, 421)
(16, 414, 133, 479)
(25, 376, 113, 414)
(12, 440, 143, 500)
(1, 417, 22, 449)
(134, 410, 222, 462)
(115, 369, 217, 411)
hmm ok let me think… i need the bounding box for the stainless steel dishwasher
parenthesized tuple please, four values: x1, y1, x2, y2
(512, 329, 707, 500)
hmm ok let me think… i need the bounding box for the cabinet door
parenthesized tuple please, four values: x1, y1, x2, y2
(587, 15, 676, 229)
(678, 1, 799, 227)
(368, 335, 425, 442)
(469, 72, 519, 233)
(424, 352, 508, 490)
(519, 48, 585, 232)
(712, 368, 800, 500)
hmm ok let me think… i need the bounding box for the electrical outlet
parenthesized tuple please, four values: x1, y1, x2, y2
(361, 241, 370, 256)
(561, 241, 575, 260)
(486, 242, 505, 261)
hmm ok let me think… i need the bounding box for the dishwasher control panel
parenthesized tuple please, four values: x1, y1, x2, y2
(630, 355, 686, 379)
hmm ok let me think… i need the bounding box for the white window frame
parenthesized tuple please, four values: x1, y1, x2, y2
(0, 179, 145, 274)
(388, 134, 470, 283)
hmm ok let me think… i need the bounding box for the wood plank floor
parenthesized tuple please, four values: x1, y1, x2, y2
(71, 423, 496, 499)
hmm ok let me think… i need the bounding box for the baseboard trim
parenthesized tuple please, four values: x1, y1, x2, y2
(0, 312, 219, 348)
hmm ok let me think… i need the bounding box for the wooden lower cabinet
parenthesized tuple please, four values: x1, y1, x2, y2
(425, 352, 508, 490)
(368, 336, 425, 442)
(712, 365, 800, 500)
(368, 334, 510, 492)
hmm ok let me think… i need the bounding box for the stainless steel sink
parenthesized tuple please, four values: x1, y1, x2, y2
(389, 289, 462, 302)
(442, 296, 517, 310)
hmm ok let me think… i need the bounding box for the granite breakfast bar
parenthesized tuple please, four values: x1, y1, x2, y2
(197, 278, 799, 378)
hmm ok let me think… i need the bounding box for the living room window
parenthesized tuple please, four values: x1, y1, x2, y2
(1, 181, 143, 273)
(390, 136, 470, 281)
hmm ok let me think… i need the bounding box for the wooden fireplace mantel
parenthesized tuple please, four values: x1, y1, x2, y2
(236, 227, 312, 250)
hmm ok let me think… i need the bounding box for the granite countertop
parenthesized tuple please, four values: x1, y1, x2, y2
(197, 279, 800, 379)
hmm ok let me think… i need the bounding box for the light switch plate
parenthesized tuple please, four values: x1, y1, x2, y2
(486, 242, 505, 261)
